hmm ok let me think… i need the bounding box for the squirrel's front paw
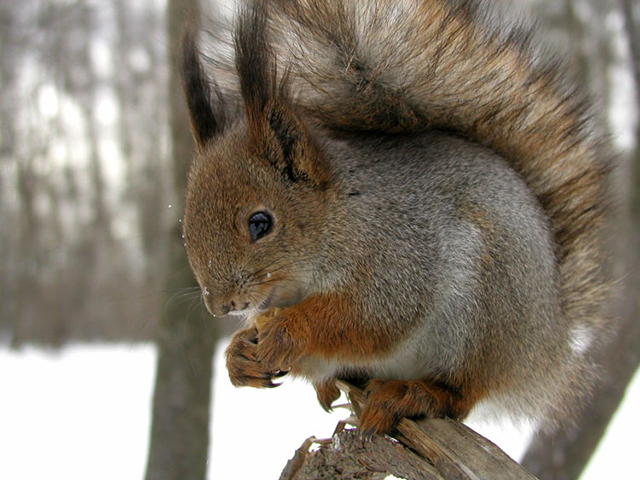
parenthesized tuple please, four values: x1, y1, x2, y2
(256, 315, 306, 373)
(226, 327, 283, 388)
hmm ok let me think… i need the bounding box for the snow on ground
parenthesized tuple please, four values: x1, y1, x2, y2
(0, 345, 156, 480)
(0, 342, 637, 479)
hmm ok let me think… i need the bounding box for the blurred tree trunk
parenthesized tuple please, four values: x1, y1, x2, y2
(521, 1, 640, 478)
(0, 2, 17, 335)
(144, 1, 219, 479)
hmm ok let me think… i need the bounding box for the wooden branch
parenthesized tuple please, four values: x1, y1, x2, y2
(280, 381, 538, 480)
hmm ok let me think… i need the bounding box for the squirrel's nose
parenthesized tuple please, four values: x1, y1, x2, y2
(202, 289, 231, 317)
(202, 288, 251, 317)
(210, 303, 231, 317)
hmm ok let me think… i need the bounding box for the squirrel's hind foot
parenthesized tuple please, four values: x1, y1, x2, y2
(359, 379, 477, 437)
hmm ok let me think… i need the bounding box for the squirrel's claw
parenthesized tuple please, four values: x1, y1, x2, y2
(314, 379, 341, 412)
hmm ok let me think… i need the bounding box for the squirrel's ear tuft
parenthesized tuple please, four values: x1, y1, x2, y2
(180, 26, 226, 149)
(235, 1, 274, 136)
(235, 2, 329, 187)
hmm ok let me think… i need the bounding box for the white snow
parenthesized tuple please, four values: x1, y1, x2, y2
(0, 345, 156, 480)
(0, 341, 637, 479)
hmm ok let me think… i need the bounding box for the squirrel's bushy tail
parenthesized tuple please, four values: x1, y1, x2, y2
(258, 0, 611, 336)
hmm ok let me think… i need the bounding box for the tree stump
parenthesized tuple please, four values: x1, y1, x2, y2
(280, 381, 538, 480)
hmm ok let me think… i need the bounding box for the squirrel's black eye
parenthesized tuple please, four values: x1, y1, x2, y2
(248, 211, 273, 242)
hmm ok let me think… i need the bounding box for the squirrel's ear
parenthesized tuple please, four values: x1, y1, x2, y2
(235, 2, 329, 187)
(180, 26, 226, 149)
(261, 102, 330, 187)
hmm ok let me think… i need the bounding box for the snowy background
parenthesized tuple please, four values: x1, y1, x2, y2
(1, 341, 638, 479)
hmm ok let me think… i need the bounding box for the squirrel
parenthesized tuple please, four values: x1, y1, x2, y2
(179, 0, 612, 436)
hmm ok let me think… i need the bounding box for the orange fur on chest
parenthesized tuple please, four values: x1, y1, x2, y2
(285, 293, 396, 362)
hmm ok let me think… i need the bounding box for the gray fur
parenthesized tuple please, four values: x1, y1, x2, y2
(298, 131, 572, 421)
